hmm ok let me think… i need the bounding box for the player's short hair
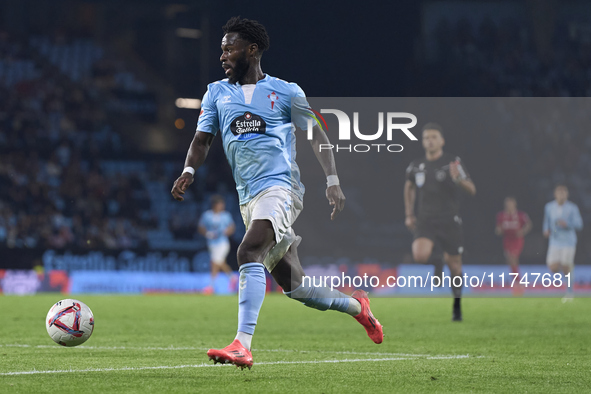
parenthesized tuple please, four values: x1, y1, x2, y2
(555, 183, 568, 191)
(422, 122, 444, 137)
(223, 16, 270, 53)
(211, 194, 225, 207)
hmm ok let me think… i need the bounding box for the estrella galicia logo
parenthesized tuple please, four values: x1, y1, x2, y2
(231, 112, 267, 137)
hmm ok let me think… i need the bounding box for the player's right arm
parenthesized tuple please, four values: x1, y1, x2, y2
(171, 131, 215, 201)
(404, 180, 416, 231)
(495, 212, 503, 236)
(172, 87, 219, 202)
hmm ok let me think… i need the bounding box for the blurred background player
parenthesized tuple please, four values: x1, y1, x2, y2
(543, 185, 583, 302)
(495, 197, 532, 295)
(198, 195, 236, 294)
(404, 123, 476, 321)
(171, 17, 382, 369)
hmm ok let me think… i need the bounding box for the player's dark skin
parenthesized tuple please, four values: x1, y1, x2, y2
(171, 32, 345, 291)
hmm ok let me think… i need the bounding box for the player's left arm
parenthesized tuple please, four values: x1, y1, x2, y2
(449, 157, 476, 196)
(198, 214, 214, 239)
(519, 213, 532, 237)
(570, 205, 584, 231)
(308, 123, 345, 220)
(224, 214, 236, 237)
(291, 85, 344, 220)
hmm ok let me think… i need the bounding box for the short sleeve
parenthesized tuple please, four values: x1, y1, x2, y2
(196, 88, 220, 135)
(225, 212, 234, 227)
(406, 162, 416, 183)
(290, 84, 316, 130)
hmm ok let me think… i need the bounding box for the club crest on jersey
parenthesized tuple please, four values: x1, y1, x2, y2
(230, 112, 267, 137)
(267, 91, 278, 109)
(415, 172, 425, 187)
(436, 170, 447, 181)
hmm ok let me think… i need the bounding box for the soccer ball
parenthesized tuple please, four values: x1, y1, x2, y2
(46, 299, 94, 347)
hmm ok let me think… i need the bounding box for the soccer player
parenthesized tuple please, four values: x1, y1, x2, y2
(198, 195, 236, 294)
(543, 184, 583, 302)
(495, 197, 532, 294)
(404, 123, 476, 322)
(171, 17, 383, 369)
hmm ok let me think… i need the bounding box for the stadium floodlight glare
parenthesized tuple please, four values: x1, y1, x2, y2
(175, 98, 202, 109)
(176, 28, 202, 39)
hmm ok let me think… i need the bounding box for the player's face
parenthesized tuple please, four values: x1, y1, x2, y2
(220, 33, 250, 84)
(554, 187, 568, 204)
(504, 198, 517, 212)
(422, 129, 444, 153)
(213, 201, 225, 212)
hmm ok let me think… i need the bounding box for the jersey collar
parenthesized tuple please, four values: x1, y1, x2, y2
(236, 74, 270, 87)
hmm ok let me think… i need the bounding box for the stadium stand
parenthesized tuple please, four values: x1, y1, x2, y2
(0, 31, 240, 255)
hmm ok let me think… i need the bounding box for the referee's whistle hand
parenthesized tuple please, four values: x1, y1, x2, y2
(449, 161, 460, 181)
(326, 185, 345, 220)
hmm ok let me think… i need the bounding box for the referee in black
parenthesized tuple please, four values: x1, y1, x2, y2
(404, 123, 476, 321)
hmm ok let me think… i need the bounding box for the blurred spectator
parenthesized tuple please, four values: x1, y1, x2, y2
(0, 32, 152, 250)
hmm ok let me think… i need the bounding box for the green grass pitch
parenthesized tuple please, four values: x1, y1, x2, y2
(1, 294, 590, 393)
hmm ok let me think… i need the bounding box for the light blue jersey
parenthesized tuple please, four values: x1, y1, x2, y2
(197, 74, 310, 205)
(199, 210, 234, 246)
(543, 200, 583, 247)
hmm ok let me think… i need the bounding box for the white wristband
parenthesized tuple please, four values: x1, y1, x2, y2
(326, 175, 340, 187)
(182, 166, 195, 176)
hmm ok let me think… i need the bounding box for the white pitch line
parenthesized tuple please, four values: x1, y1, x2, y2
(0, 344, 444, 358)
(0, 356, 473, 376)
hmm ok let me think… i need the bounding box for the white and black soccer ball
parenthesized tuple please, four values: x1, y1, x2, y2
(46, 299, 94, 347)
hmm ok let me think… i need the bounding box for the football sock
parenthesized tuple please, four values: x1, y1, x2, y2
(511, 266, 520, 282)
(235, 331, 253, 350)
(237, 262, 266, 336)
(347, 298, 362, 316)
(284, 282, 361, 316)
(452, 274, 462, 304)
